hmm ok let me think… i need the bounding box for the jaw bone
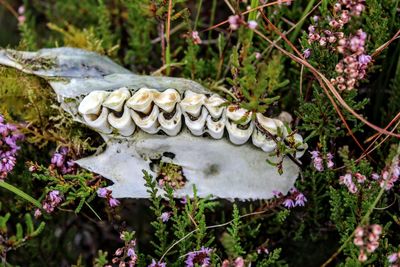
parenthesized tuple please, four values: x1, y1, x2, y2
(0, 47, 305, 200)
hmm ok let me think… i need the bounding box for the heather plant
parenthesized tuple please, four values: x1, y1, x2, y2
(0, 0, 399, 266)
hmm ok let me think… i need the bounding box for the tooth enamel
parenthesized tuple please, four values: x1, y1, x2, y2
(226, 120, 254, 145)
(180, 90, 207, 117)
(154, 88, 181, 113)
(252, 129, 277, 153)
(256, 113, 278, 135)
(292, 133, 307, 158)
(83, 106, 112, 133)
(206, 113, 226, 139)
(158, 105, 182, 136)
(126, 88, 157, 114)
(103, 87, 131, 112)
(183, 107, 208, 136)
(78, 90, 110, 115)
(273, 119, 288, 137)
(129, 105, 160, 134)
(108, 105, 136, 136)
(226, 105, 252, 124)
(205, 94, 226, 118)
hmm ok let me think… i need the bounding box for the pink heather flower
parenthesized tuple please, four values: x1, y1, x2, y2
(283, 198, 295, 208)
(355, 173, 366, 183)
(353, 237, 364, 246)
(272, 190, 282, 197)
(255, 52, 262, 60)
(247, 20, 257, 30)
(17, 5, 25, 15)
(160, 211, 171, 222)
(34, 208, 42, 218)
(295, 193, 307, 206)
(371, 224, 382, 235)
(191, 31, 202, 45)
(358, 54, 372, 65)
(388, 253, 398, 263)
(326, 153, 334, 168)
(109, 197, 120, 207)
(234, 257, 245, 267)
(303, 48, 311, 59)
(228, 15, 240, 30)
(97, 187, 108, 198)
(127, 247, 136, 257)
(115, 247, 124, 256)
(49, 190, 62, 203)
(18, 16, 26, 25)
(148, 259, 166, 267)
(185, 247, 212, 267)
(358, 250, 367, 262)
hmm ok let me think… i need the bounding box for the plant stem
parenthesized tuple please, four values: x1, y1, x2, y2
(194, 0, 203, 30)
(247, 0, 259, 43)
(289, 0, 317, 44)
(0, 181, 42, 208)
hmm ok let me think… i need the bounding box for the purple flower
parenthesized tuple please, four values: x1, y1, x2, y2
(295, 193, 307, 206)
(109, 197, 120, 207)
(148, 259, 166, 267)
(247, 20, 258, 30)
(303, 48, 311, 59)
(228, 15, 240, 30)
(48, 190, 62, 203)
(388, 253, 398, 263)
(97, 187, 108, 198)
(282, 198, 295, 208)
(127, 247, 136, 257)
(51, 152, 65, 167)
(160, 212, 171, 222)
(358, 54, 372, 65)
(326, 153, 334, 169)
(185, 247, 212, 267)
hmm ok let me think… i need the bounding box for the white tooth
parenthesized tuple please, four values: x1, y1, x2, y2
(292, 133, 307, 158)
(226, 120, 254, 145)
(83, 106, 112, 134)
(206, 112, 226, 139)
(256, 113, 278, 135)
(158, 105, 182, 136)
(226, 105, 252, 124)
(108, 105, 136, 136)
(129, 105, 160, 134)
(78, 90, 109, 115)
(205, 94, 226, 118)
(154, 88, 181, 113)
(180, 90, 206, 117)
(103, 87, 131, 112)
(273, 119, 288, 137)
(183, 107, 208, 136)
(126, 88, 157, 114)
(252, 129, 277, 153)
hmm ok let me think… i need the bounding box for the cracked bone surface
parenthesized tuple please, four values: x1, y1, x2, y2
(0, 47, 307, 200)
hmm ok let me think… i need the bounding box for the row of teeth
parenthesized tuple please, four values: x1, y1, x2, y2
(78, 87, 307, 158)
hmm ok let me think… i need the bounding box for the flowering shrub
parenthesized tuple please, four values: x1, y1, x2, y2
(0, 0, 400, 266)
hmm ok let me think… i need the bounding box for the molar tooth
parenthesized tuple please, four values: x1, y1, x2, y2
(154, 88, 181, 113)
(103, 87, 131, 112)
(273, 119, 288, 137)
(78, 90, 110, 115)
(83, 106, 112, 134)
(226, 120, 254, 145)
(108, 105, 136, 136)
(183, 107, 208, 136)
(180, 90, 206, 117)
(291, 133, 308, 158)
(226, 105, 252, 124)
(206, 112, 226, 139)
(255, 113, 278, 135)
(158, 105, 182, 136)
(252, 129, 277, 153)
(205, 94, 226, 118)
(126, 88, 158, 114)
(129, 105, 160, 134)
